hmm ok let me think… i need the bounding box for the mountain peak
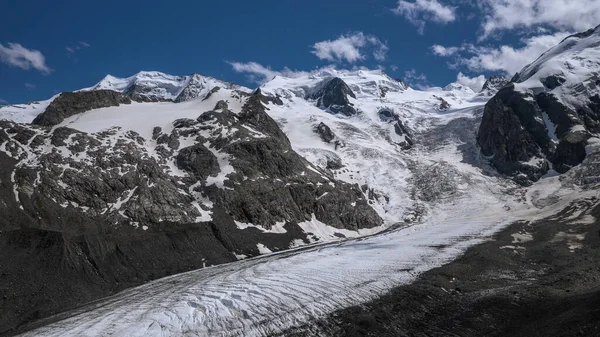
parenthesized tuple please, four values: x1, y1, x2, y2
(481, 75, 509, 95)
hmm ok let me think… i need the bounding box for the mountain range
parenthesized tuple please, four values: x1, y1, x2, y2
(1, 25, 599, 337)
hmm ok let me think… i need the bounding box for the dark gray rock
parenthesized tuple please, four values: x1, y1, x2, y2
(377, 109, 414, 149)
(308, 78, 358, 116)
(478, 85, 550, 182)
(32, 90, 131, 126)
(176, 144, 220, 179)
(314, 122, 336, 143)
(173, 118, 198, 129)
(478, 84, 593, 184)
(378, 109, 395, 122)
(541, 75, 567, 90)
(437, 97, 450, 111)
(152, 126, 162, 140)
(214, 100, 228, 110)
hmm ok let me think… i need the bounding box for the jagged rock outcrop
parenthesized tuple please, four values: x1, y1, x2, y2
(478, 26, 600, 184)
(314, 122, 336, 143)
(175, 74, 242, 102)
(478, 84, 594, 184)
(481, 75, 509, 94)
(32, 90, 131, 126)
(308, 77, 358, 116)
(378, 109, 414, 149)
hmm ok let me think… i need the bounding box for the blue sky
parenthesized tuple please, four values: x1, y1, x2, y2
(1, 0, 599, 104)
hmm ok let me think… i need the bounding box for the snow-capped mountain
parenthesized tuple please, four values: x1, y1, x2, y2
(481, 75, 509, 95)
(2, 29, 600, 336)
(0, 71, 249, 125)
(478, 24, 600, 184)
(85, 71, 247, 102)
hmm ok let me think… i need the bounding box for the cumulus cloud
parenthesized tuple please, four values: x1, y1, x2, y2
(431, 44, 459, 56)
(393, 0, 456, 33)
(228, 61, 315, 83)
(479, 0, 600, 37)
(432, 31, 571, 76)
(456, 72, 486, 91)
(311, 32, 388, 63)
(0, 43, 51, 73)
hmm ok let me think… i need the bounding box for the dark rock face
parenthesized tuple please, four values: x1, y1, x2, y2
(32, 90, 131, 126)
(481, 75, 509, 93)
(393, 121, 414, 149)
(314, 122, 336, 143)
(437, 97, 450, 111)
(541, 75, 566, 90)
(176, 144, 220, 179)
(378, 109, 414, 149)
(0, 90, 383, 334)
(478, 84, 592, 184)
(308, 78, 358, 116)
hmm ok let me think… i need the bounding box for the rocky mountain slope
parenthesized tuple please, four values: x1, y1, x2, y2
(2, 27, 600, 335)
(478, 25, 600, 184)
(0, 77, 385, 334)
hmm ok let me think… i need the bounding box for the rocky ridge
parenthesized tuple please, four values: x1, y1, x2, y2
(478, 26, 600, 185)
(0, 85, 382, 334)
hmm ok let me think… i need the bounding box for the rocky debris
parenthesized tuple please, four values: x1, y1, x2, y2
(481, 75, 509, 94)
(32, 90, 131, 126)
(308, 77, 358, 116)
(478, 84, 594, 184)
(314, 122, 336, 143)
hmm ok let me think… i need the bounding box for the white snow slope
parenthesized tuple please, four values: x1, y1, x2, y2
(514, 24, 600, 109)
(7, 69, 599, 336)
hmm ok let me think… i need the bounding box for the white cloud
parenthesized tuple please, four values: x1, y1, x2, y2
(0, 98, 7, 104)
(311, 32, 388, 63)
(25, 83, 36, 89)
(431, 44, 459, 56)
(393, 0, 456, 33)
(479, 0, 600, 37)
(0, 43, 50, 73)
(228, 61, 314, 83)
(456, 72, 486, 91)
(432, 31, 571, 76)
(403, 69, 431, 89)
